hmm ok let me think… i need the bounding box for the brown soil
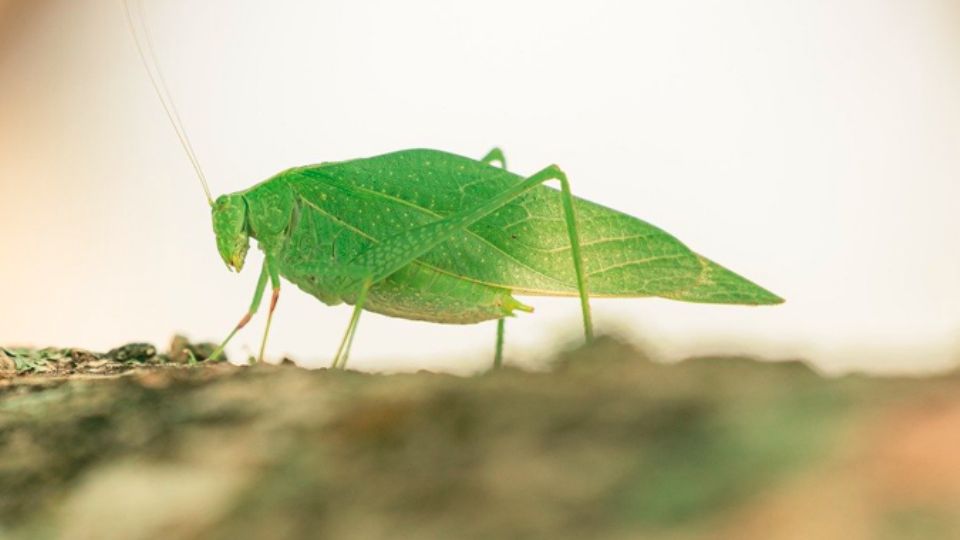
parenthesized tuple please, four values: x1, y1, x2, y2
(1, 337, 957, 539)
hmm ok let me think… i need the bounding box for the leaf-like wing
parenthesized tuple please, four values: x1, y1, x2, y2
(284, 149, 782, 306)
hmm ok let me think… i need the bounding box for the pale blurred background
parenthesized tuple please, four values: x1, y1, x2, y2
(0, 0, 958, 374)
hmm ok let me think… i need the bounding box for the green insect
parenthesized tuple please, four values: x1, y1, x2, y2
(125, 3, 782, 369)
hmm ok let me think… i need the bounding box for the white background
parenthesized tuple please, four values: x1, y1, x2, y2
(1, 0, 959, 374)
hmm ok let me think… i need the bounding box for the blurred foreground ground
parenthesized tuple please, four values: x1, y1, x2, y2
(2, 337, 960, 539)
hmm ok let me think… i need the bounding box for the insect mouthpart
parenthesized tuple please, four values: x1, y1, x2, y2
(219, 239, 250, 273)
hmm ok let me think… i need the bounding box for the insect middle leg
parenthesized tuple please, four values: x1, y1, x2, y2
(331, 277, 372, 369)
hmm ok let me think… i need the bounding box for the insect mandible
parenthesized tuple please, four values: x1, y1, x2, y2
(124, 2, 783, 369)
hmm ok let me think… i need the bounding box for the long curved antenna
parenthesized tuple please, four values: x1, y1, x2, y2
(123, 0, 214, 206)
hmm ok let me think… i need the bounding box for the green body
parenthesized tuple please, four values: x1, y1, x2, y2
(123, 0, 779, 366)
(213, 149, 781, 328)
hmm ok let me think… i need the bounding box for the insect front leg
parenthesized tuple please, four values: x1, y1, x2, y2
(208, 261, 270, 362)
(256, 254, 282, 363)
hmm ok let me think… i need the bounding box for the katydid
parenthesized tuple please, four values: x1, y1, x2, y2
(124, 2, 782, 369)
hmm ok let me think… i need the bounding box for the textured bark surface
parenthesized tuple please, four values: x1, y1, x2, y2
(1, 337, 958, 539)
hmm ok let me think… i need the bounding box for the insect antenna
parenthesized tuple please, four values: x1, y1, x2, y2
(123, 0, 214, 206)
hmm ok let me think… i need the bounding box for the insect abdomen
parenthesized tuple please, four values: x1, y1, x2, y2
(282, 255, 527, 324)
(358, 264, 529, 324)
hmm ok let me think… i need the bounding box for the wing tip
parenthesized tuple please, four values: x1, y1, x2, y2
(749, 289, 786, 306)
(663, 255, 785, 306)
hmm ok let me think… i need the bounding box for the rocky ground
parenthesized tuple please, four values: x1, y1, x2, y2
(2, 337, 959, 540)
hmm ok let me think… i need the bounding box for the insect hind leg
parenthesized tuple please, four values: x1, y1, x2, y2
(335, 164, 594, 344)
(480, 147, 507, 169)
(493, 318, 506, 369)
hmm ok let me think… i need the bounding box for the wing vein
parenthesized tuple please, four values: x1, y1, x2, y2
(587, 254, 689, 278)
(342, 184, 574, 289)
(296, 193, 581, 295)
